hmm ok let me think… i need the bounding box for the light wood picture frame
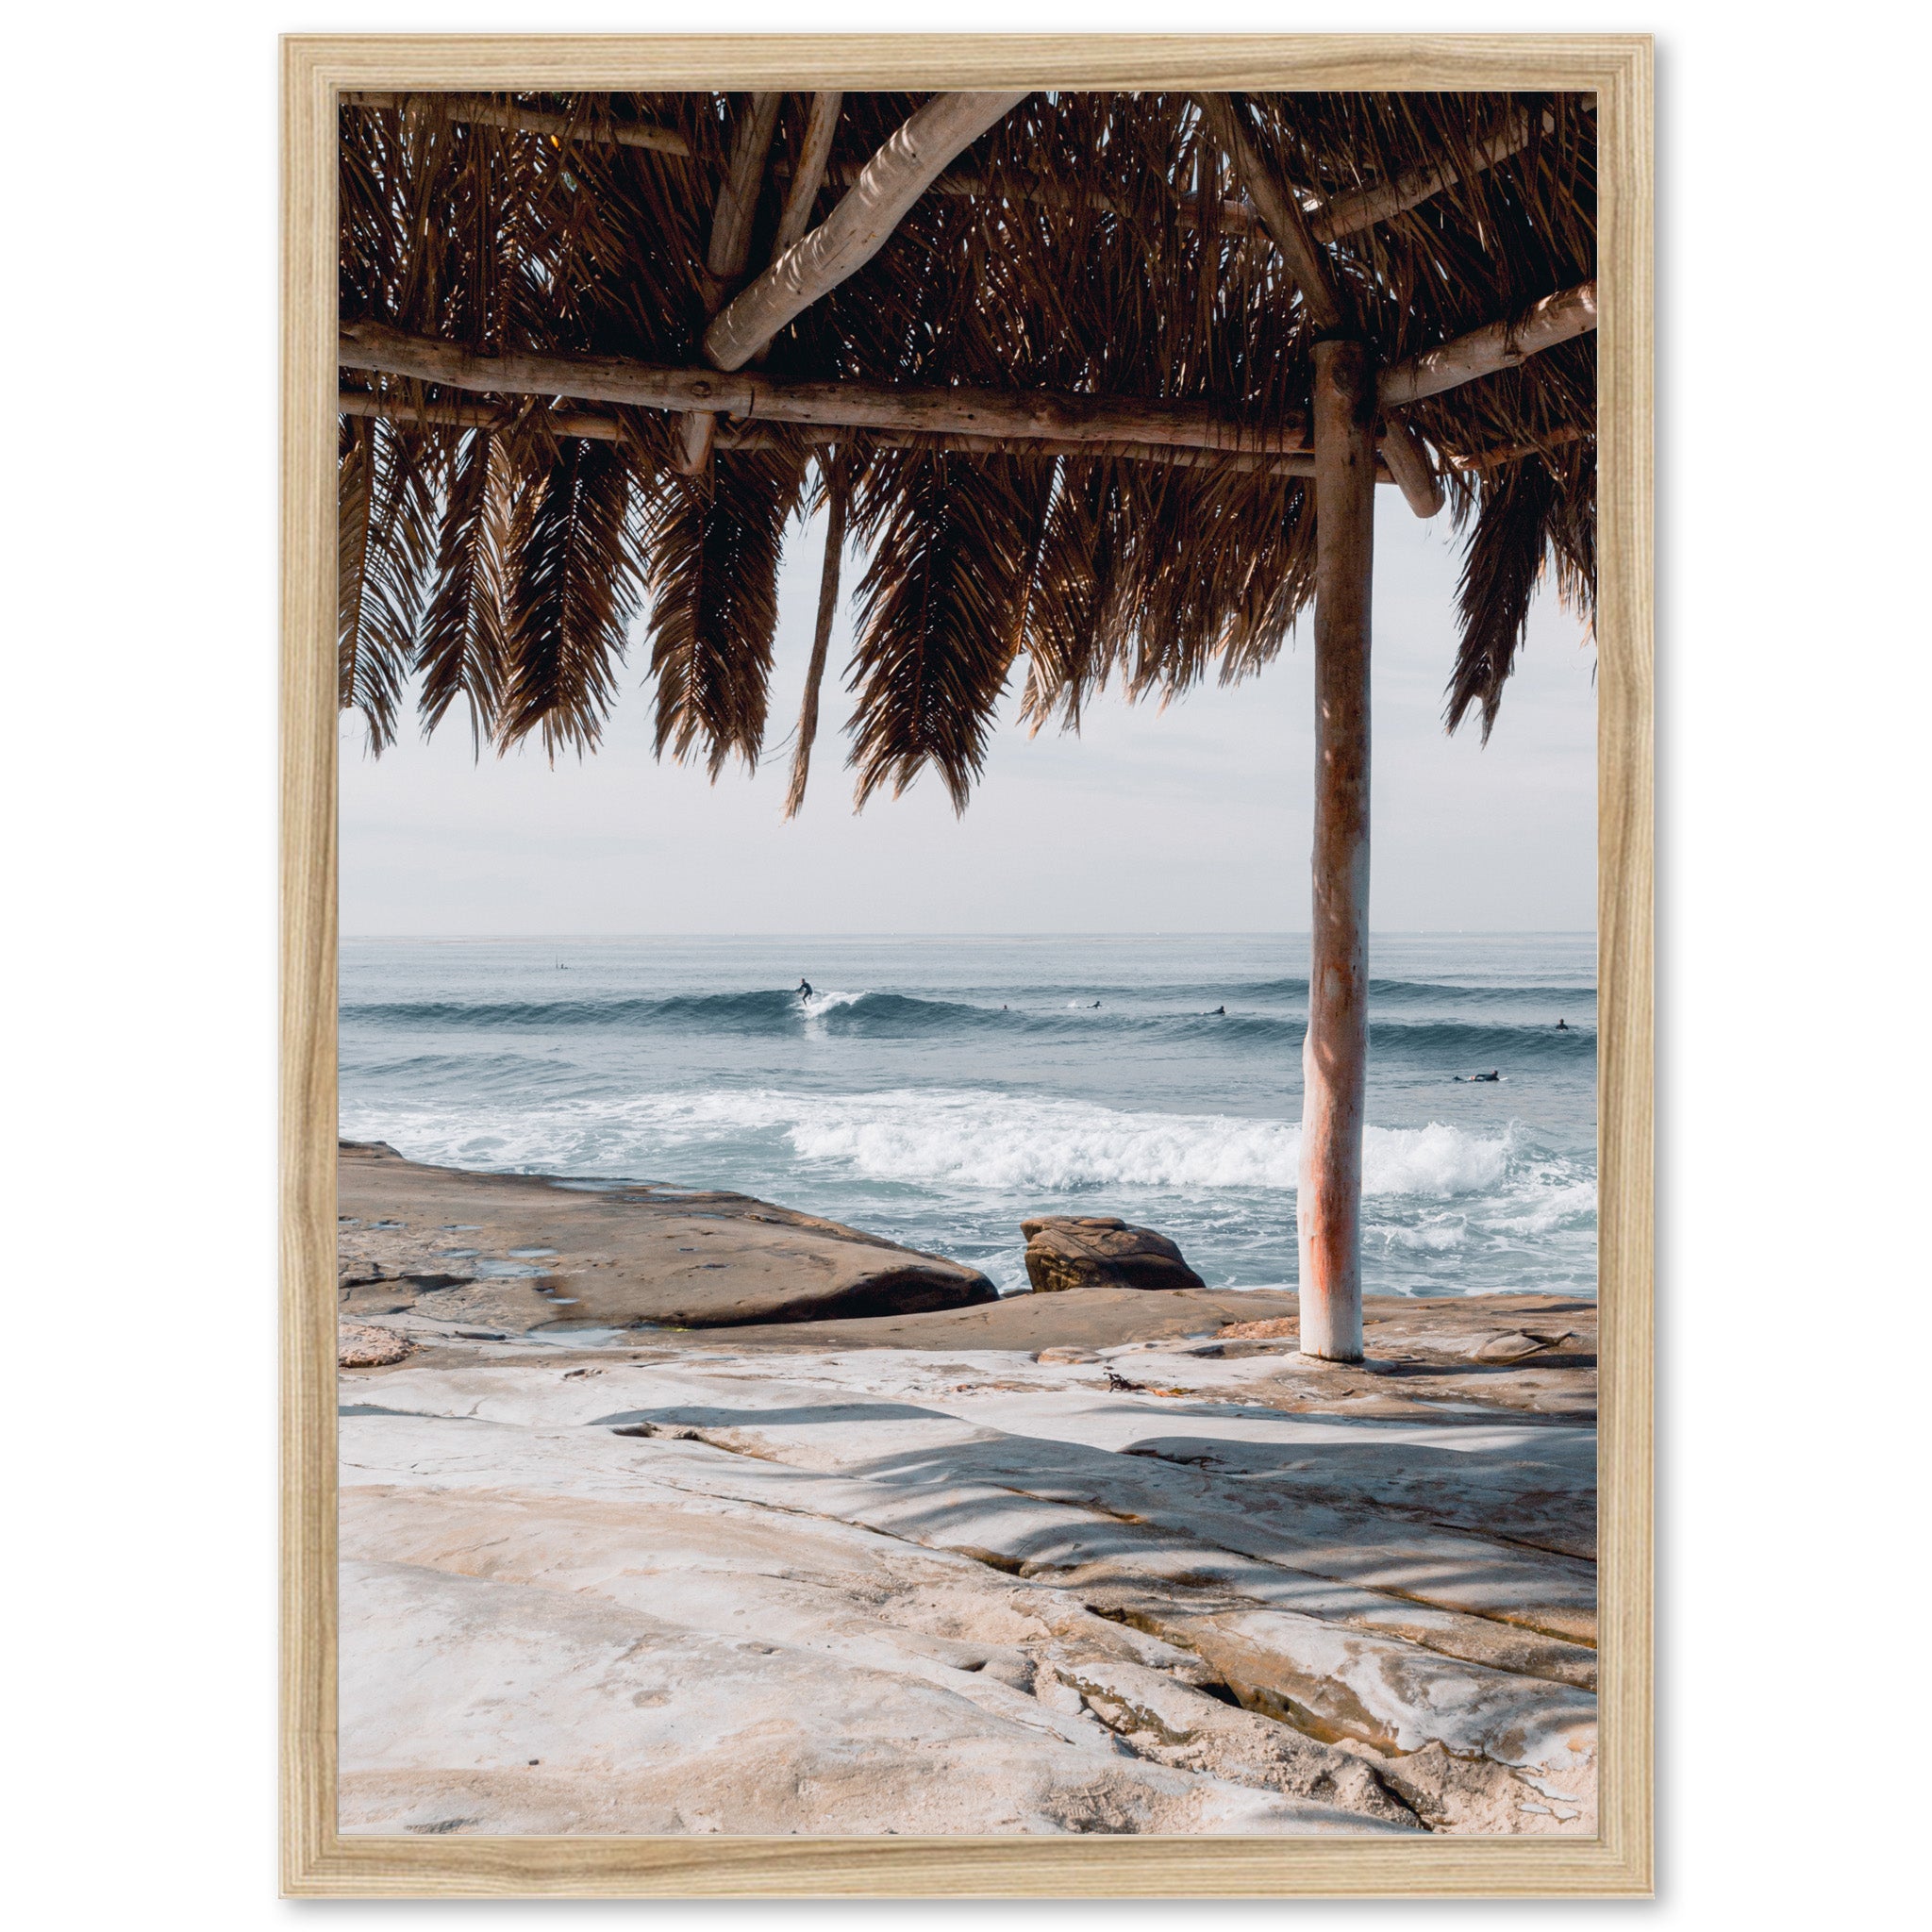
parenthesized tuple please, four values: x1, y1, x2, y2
(283, 32, 1652, 1897)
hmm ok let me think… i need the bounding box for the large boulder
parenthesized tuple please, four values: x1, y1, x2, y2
(1021, 1215, 1206, 1293)
(338, 1141, 999, 1332)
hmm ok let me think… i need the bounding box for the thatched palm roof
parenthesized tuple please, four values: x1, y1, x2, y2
(338, 89, 1596, 808)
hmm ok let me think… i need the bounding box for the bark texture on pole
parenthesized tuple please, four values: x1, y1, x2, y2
(1299, 337, 1376, 1364)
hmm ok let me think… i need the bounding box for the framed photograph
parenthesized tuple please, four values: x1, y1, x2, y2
(283, 33, 1652, 1897)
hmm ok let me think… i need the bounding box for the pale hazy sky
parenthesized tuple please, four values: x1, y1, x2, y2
(341, 485, 1595, 936)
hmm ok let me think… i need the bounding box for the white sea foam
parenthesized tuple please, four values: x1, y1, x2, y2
(793, 1101, 1513, 1198)
(800, 987, 865, 1012)
(356, 1087, 1523, 1202)
(1383, 1215, 1470, 1253)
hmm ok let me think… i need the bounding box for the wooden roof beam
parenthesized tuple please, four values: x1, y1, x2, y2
(337, 387, 1401, 483)
(771, 92, 844, 259)
(679, 92, 784, 475)
(1379, 280, 1597, 407)
(1308, 108, 1555, 243)
(340, 321, 1314, 457)
(702, 92, 1028, 374)
(1377, 414, 1446, 517)
(340, 383, 1591, 486)
(1194, 94, 1345, 334)
(1443, 421, 1591, 472)
(340, 92, 690, 156)
(336, 389, 619, 440)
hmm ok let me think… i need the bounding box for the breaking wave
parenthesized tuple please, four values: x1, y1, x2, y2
(344, 1086, 1532, 1202)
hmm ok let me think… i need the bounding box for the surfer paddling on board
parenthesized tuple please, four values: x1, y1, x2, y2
(1456, 1069, 1503, 1083)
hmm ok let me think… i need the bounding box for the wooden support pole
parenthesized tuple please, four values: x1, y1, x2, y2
(704, 91, 1027, 373)
(783, 457, 849, 819)
(1300, 337, 1376, 1364)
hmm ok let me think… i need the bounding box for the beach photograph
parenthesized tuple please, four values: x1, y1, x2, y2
(332, 81, 1604, 1840)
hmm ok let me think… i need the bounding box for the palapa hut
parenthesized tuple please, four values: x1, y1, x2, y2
(336, 87, 1598, 1364)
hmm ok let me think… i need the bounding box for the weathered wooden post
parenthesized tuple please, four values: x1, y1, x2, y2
(1299, 337, 1376, 1362)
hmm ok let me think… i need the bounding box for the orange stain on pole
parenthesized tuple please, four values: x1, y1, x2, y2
(1298, 337, 1376, 1363)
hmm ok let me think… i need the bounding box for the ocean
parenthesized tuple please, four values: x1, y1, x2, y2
(338, 933, 1597, 1301)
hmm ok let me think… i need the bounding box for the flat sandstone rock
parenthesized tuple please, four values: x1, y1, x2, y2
(338, 1141, 997, 1331)
(334, 1154, 1597, 1838)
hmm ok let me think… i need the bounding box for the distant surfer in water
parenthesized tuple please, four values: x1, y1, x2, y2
(1208, 1005, 1225, 1016)
(1456, 1069, 1502, 1083)
(1092, 1000, 1102, 1008)
(796, 978, 813, 1002)
(1556, 1018, 1571, 1031)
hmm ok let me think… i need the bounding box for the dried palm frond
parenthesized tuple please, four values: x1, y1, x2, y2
(646, 445, 808, 776)
(1446, 456, 1558, 741)
(845, 448, 1049, 811)
(1019, 458, 1138, 733)
(782, 452, 852, 819)
(416, 428, 513, 752)
(499, 437, 642, 759)
(340, 87, 1598, 796)
(339, 414, 444, 751)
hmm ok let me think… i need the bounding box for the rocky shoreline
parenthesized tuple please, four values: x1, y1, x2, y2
(338, 1143, 1598, 1838)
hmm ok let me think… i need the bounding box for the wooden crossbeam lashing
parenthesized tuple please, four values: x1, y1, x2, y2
(704, 92, 1028, 374)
